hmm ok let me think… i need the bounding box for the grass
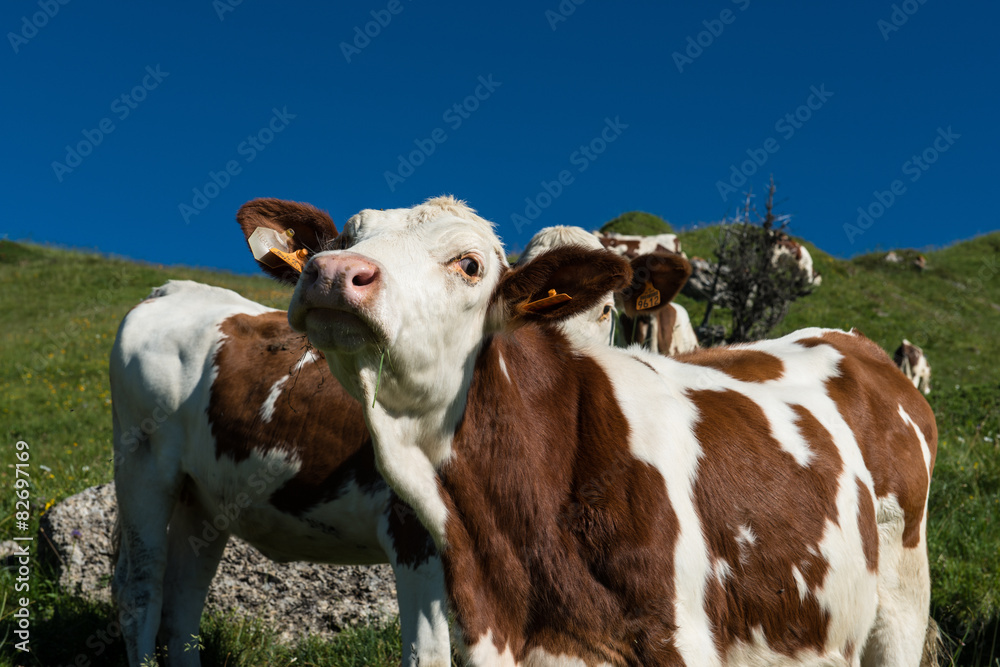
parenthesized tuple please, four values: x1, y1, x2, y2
(1, 232, 999, 665)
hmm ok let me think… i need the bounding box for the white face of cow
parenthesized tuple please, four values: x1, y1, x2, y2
(288, 197, 507, 418)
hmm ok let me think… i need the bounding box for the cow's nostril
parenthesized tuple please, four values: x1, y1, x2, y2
(352, 266, 379, 287)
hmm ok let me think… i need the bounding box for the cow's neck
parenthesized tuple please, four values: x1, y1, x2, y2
(355, 338, 483, 549)
(433, 327, 648, 662)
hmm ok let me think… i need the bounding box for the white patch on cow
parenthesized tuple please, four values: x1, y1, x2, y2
(598, 231, 682, 257)
(898, 404, 932, 478)
(467, 630, 517, 666)
(497, 352, 511, 384)
(668, 303, 699, 356)
(713, 558, 732, 584)
(259, 374, 290, 423)
(736, 524, 757, 548)
(294, 348, 319, 372)
(791, 565, 809, 601)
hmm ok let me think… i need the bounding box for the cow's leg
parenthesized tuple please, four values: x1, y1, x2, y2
(379, 503, 451, 667)
(394, 559, 451, 667)
(861, 506, 931, 667)
(112, 409, 183, 667)
(158, 489, 229, 667)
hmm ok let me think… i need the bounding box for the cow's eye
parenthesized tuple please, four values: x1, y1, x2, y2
(458, 256, 481, 278)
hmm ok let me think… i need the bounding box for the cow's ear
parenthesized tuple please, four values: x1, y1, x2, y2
(489, 246, 632, 328)
(619, 253, 691, 317)
(237, 198, 338, 285)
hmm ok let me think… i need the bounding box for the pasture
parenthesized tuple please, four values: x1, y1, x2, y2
(1, 231, 997, 666)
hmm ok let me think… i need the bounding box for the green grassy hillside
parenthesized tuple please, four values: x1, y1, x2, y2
(1, 233, 998, 665)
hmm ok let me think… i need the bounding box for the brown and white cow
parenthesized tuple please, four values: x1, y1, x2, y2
(595, 231, 699, 355)
(773, 233, 822, 288)
(279, 195, 936, 666)
(110, 200, 449, 667)
(517, 226, 692, 352)
(894, 339, 931, 395)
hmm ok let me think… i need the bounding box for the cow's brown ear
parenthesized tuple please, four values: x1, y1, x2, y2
(619, 253, 691, 317)
(237, 198, 338, 285)
(489, 245, 632, 328)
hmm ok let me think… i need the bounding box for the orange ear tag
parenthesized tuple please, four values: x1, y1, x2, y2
(522, 289, 572, 313)
(248, 227, 308, 273)
(636, 282, 661, 310)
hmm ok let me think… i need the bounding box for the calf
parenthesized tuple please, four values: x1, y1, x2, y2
(281, 195, 937, 666)
(894, 339, 931, 395)
(110, 199, 449, 667)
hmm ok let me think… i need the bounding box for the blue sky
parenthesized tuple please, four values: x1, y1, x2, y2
(3, 1, 997, 275)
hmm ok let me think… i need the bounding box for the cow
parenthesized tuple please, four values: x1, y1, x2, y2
(773, 233, 822, 289)
(517, 226, 692, 352)
(596, 230, 684, 257)
(594, 231, 698, 355)
(894, 339, 931, 395)
(279, 195, 937, 666)
(110, 199, 450, 667)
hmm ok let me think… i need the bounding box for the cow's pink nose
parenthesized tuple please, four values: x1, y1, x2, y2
(303, 252, 381, 307)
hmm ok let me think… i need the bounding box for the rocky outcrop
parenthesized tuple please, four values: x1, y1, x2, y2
(37, 483, 399, 643)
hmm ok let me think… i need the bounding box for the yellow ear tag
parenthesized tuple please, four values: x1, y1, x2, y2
(248, 227, 308, 273)
(636, 282, 661, 310)
(522, 289, 572, 313)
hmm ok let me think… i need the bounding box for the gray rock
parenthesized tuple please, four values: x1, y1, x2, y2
(39, 483, 399, 644)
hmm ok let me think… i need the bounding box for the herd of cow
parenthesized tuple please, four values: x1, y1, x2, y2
(109, 197, 938, 666)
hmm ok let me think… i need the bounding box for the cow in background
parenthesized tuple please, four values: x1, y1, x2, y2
(110, 199, 450, 667)
(895, 339, 932, 395)
(593, 230, 699, 355)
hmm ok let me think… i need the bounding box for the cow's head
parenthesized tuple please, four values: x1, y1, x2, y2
(616, 252, 692, 319)
(265, 196, 630, 417)
(517, 225, 619, 348)
(237, 198, 339, 285)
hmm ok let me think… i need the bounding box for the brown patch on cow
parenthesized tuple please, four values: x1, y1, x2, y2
(440, 327, 682, 665)
(680, 347, 785, 383)
(797, 331, 937, 548)
(209, 311, 435, 566)
(856, 477, 879, 572)
(691, 391, 843, 658)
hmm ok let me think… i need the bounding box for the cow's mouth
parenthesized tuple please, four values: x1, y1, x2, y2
(301, 307, 380, 353)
